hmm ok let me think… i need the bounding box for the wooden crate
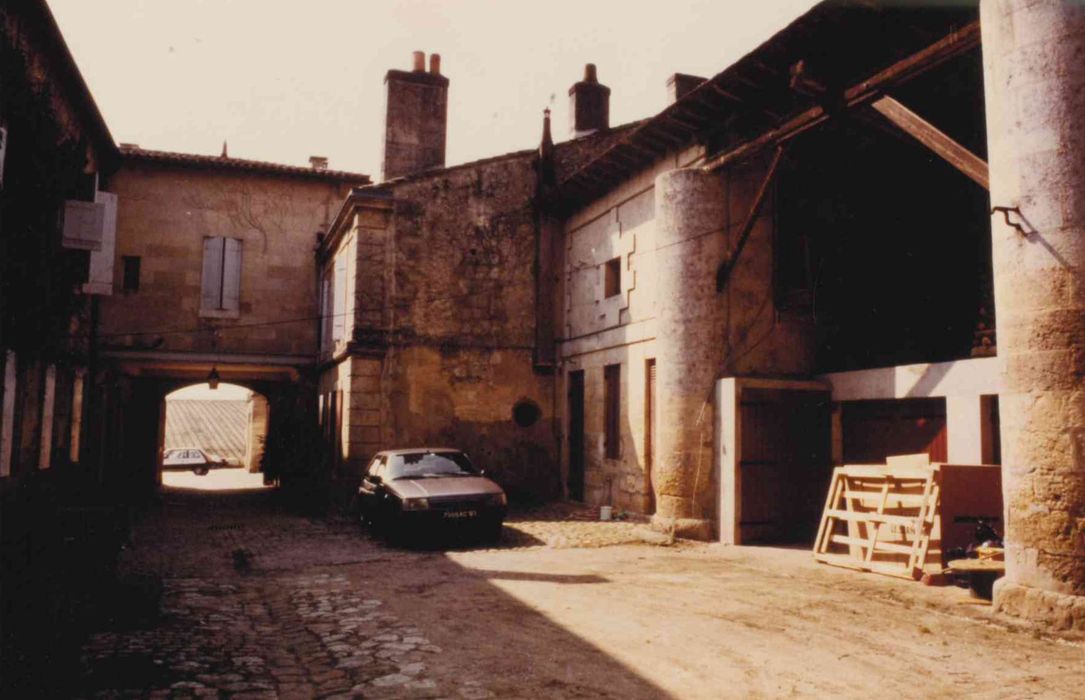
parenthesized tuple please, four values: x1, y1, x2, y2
(813, 459, 1003, 579)
(813, 463, 939, 580)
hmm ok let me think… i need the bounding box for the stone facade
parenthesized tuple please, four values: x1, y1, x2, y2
(319, 152, 560, 500)
(558, 147, 815, 535)
(101, 156, 357, 358)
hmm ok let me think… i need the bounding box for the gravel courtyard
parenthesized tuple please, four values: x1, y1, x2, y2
(71, 485, 1084, 699)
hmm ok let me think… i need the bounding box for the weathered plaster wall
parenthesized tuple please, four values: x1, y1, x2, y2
(102, 164, 348, 358)
(558, 146, 815, 527)
(318, 153, 560, 497)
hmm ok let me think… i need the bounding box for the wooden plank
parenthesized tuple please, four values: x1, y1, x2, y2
(703, 21, 981, 172)
(823, 509, 920, 528)
(716, 145, 786, 291)
(831, 535, 915, 555)
(870, 96, 989, 189)
(843, 490, 929, 505)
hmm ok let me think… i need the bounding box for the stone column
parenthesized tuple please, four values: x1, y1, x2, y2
(652, 168, 727, 540)
(981, 0, 1085, 630)
(245, 393, 268, 473)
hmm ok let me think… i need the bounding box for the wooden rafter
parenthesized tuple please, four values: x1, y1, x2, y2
(702, 20, 980, 172)
(870, 95, 989, 189)
(716, 145, 787, 292)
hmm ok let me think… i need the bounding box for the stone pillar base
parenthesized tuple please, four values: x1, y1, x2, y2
(650, 515, 715, 541)
(994, 579, 1085, 633)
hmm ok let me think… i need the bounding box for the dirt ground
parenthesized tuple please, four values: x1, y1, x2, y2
(73, 482, 1084, 699)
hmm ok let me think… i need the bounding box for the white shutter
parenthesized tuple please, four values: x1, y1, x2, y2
(201, 237, 224, 310)
(38, 365, 56, 469)
(332, 254, 347, 342)
(61, 200, 105, 250)
(83, 191, 118, 295)
(222, 238, 242, 311)
(70, 371, 84, 463)
(0, 126, 7, 189)
(1, 351, 16, 477)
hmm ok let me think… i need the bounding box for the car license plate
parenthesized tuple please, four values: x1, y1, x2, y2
(443, 510, 477, 519)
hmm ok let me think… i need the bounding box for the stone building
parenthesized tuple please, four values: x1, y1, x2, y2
(4, 0, 1085, 635)
(536, 0, 1084, 631)
(0, 0, 120, 679)
(93, 147, 367, 499)
(316, 56, 636, 501)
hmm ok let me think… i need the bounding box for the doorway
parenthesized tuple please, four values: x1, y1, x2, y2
(567, 370, 585, 501)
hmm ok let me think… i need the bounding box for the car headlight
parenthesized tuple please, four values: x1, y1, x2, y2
(488, 492, 508, 507)
(401, 497, 429, 511)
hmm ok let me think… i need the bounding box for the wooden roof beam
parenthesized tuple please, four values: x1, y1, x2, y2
(702, 20, 980, 172)
(870, 95, 988, 189)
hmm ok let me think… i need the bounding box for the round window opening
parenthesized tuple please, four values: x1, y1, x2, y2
(512, 399, 541, 428)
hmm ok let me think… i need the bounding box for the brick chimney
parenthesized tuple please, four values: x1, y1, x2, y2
(666, 73, 706, 104)
(381, 51, 449, 181)
(569, 63, 610, 137)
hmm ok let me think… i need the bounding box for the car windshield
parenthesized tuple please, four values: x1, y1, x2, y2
(387, 452, 478, 480)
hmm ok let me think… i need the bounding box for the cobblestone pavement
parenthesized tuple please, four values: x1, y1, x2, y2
(76, 491, 663, 699)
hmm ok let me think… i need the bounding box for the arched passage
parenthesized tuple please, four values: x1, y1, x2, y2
(160, 382, 271, 492)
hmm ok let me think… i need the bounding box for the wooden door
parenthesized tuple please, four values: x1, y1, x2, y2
(739, 388, 832, 544)
(567, 370, 586, 501)
(645, 359, 656, 514)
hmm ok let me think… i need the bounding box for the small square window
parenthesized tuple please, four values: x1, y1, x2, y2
(122, 256, 141, 292)
(604, 257, 621, 298)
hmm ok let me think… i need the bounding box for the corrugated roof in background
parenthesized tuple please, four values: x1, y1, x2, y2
(165, 400, 249, 464)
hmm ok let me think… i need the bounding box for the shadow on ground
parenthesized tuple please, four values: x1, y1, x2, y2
(68, 486, 670, 699)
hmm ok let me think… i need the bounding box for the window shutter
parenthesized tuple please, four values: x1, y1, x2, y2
(222, 238, 242, 311)
(201, 237, 224, 309)
(320, 277, 331, 351)
(83, 191, 118, 295)
(332, 254, 347, 342)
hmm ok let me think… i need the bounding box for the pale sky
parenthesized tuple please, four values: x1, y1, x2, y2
(49, 0, 818, 176)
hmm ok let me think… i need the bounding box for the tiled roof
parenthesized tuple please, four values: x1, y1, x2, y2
(120, 145, 371, 183)
(165, 400, 249, 464)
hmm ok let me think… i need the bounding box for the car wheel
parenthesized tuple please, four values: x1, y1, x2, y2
(193, 466, 209, 476)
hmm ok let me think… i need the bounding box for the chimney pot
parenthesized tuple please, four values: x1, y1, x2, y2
(429, 53, 441, 75)
(666, 73, 707, 104)
(569, 63, 610, 137)
(412, 51, 426, 72)
(309, 155, 328, 171)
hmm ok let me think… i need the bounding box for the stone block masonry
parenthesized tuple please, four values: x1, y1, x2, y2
(981, 0, 1085, 630)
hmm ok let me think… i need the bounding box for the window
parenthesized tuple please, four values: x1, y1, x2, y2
(122, 256, 141, 292)
(604, 257, 621, 298)
(200, 237, 242, 315)
(604, 363, 621, 459)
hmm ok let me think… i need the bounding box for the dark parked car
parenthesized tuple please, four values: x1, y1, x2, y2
(357, 448, 507, 542)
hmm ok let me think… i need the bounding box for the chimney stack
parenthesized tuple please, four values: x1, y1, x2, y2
(569, 63, 610, 137)
(381, 51, 450, 181)
(309, 155, 328, 171)
(666, 73, 706, 104)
